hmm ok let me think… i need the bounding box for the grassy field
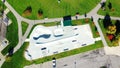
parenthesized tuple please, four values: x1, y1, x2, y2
(1, 40, 103, 68)
(1, 42, 31, 68)
(98, 0, 120, 17)
(1, 12, 18, 55)
(21, 21, 29, 35)
(7, 0, 100, 19)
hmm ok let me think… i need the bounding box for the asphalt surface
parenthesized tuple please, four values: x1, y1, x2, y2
(25, 48, 120, 68)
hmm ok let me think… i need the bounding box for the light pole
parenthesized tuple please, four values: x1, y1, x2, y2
(74, 61, 76, 68)
(74, 56, 77, 68)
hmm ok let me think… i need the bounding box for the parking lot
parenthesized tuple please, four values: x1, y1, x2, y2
(25, 48, 120, 68)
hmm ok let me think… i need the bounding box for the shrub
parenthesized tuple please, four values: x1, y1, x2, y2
(38, 8, 43, 16)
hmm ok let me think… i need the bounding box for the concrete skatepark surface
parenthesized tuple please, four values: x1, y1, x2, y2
(25, 24, 96, 60)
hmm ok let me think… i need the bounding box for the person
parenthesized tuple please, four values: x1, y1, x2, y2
(75, 15, 78, 20)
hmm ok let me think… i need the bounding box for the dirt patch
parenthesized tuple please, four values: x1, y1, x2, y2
(22, 6, 32, 17)
(22, 10, 31, 17)
(37, 13, 43, 19)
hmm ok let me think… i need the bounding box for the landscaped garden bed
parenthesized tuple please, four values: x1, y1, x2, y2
(98, 14, 120, 47)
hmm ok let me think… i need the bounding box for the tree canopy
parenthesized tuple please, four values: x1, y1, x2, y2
(108, 2, 112, 10)
(115, 20, 120, 35)
(101, 2, 106, 9)
(103, 14, 112, 28)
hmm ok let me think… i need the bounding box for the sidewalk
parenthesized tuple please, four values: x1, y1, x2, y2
(0, 53, 5, 67)
(104, 45, 120, 56)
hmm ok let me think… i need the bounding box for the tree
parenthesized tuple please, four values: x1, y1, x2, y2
(8, 47, 14, 56)
(38, 8, 43, 16)
(84, 12, 87, 18)
(101, 2, 106, 9)
(91, 16, 93, 21)
(95, 25, 97, 31)
(112, 39, 119, 46)
(115, 20, 120, 35)
(106, 24, 116, 34)
(25, 6, 32, 13)
(108, 2, 112, 10)
(103, 14, 112, 28)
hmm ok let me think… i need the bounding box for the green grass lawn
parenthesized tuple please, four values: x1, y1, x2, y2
(21, 21, 29, 35)
(1, 42, 31, 68)
(1, 12, 18, 55)
(1, 40, 103, 68)
(7, 0, 100, 19)
(98, 0, 120, 17)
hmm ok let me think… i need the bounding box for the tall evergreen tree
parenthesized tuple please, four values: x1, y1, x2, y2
(103, 14, 112, 28)
(115, 20, 120, 35)
(108, 2, 112, 10)
(101, 2, 106, 9)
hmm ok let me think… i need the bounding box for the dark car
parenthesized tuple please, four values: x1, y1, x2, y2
(41, 47, 46, 50)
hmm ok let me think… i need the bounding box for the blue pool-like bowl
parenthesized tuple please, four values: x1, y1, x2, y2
(33, 34, 51, 40)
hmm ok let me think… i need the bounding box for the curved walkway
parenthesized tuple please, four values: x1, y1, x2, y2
(1, 0, 120, 67)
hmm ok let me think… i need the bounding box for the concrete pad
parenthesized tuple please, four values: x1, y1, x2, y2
(104, 45, 120, 56)
(25, 24, 95, 60)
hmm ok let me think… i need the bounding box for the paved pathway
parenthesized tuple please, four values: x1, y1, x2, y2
(1, 0, 120, 67)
